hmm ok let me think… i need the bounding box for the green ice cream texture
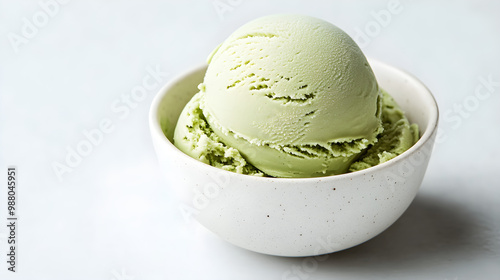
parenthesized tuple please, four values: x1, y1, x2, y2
(173, 14, 419, 178)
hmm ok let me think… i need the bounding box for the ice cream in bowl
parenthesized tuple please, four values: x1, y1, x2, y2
(149, 15, 438, 257)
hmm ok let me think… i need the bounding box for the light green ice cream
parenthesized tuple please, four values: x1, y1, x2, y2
(349, 90, 419, 172)
(173, 90, 265, 176)
(173, 14, 418, 178)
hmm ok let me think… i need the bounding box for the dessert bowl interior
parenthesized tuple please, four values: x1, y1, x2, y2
(149, 59, 438, 257)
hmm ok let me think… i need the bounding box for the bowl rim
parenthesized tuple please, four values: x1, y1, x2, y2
(149, 59, 439, 183)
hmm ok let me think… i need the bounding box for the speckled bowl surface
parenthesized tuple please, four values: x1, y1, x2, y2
(149, 59, 439, 257)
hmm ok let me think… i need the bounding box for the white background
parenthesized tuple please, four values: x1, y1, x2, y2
(1, 0, 499, 279)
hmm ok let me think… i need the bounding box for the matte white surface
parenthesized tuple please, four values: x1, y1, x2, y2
(1, 0, 499, 279)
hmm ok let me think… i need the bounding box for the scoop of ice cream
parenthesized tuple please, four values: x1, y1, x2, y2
(173, 14, 420, 178)
(173, 88, 418, 176)
(197, 14, 382, 177)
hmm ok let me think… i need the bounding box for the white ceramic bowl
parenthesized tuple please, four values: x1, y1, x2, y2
(149, 59, 439, 257)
